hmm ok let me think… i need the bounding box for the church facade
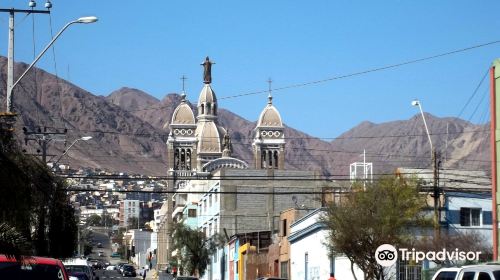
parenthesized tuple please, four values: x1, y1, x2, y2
(156, 58, 329, 278)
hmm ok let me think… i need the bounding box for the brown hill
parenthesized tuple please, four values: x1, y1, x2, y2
(0, 57, 490, 176)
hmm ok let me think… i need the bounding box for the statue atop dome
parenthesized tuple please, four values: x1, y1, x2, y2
(201, 56, 215, 84)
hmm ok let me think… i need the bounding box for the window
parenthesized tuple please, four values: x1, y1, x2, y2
(209, 194, 213, 208)
(188, 209, 197, 218)
(282, 219, 287, 237)
(280, 261, 289, 279)
(462, 272, 475, 280)
(460, 208, 481, 226)
(434, 271, 458, 280)
(479, 272, 492, 280)
(304, 253, 309, 280)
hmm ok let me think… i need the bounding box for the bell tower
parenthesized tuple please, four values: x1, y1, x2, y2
(253, 79, 285, 169)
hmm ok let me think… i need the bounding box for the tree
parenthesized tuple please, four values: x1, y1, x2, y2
(0, 142, 78, 259)
(321, 176, 427, 280)
(86, 214, 102, 227)
(415, 230, 492, 265)
(0, 222, 29, 260)
(171, 223, 221, 277)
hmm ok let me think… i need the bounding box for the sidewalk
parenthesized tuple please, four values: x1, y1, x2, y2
(145, 268, 158, 280)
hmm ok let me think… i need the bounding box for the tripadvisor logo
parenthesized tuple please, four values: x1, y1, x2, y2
(375, 244, 482, 267)
(375, 244, 398, 267)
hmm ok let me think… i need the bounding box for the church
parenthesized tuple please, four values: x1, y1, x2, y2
(166, 56, 285, 175)
(156, 57, 334, 280)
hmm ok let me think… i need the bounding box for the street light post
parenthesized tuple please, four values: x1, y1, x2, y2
(5, 14, 98, 112)
(53, 136, 92, 169)
(412, 99, 440, 239)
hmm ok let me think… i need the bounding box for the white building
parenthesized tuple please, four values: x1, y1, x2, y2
(125, 229, 152, 268)
(445, 192, 492, 246)
(120, 200, 140, 227)
(289, 208, 364, 280)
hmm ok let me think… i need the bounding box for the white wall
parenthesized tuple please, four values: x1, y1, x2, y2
(290, 210, 364, 280)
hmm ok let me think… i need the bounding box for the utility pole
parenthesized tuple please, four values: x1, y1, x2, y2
(0, 7, 50, 151)
(432, 148, 441, 239)
(23, 126, 66, 163)
(1, 8, 51, 112)
(490, 59, 500, 261)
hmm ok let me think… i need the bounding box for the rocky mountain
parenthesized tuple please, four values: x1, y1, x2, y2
(0, 57, 490, 176)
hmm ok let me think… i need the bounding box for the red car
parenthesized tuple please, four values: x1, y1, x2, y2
(0, 255, 71, 280)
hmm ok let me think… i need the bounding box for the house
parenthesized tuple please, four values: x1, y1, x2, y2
(289, 208, 364, 280)
(226, 231, 272, 280)
(267, 208, 317, 279)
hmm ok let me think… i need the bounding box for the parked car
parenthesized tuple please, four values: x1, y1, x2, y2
(87, 259, 102, 270)
(0, 255, 71, 280)
(116, 262, 127, 272)
(177, 276, 199, 280)
(432, 265, 500, 280)
(68, 271, 90, 280)
(122, 264, 137, 277)
(457, 265, 500, 280)
(432, 267, 462, 280)
(63, 258, 98, 280)
(106, 265, 116, 271)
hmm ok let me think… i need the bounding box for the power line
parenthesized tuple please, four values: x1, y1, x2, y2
(121, 39, 500, 113)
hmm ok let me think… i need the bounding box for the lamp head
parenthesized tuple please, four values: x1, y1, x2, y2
(411, 99, 420, 107)
(81, 136, 92, 141)
(76, 16, 98, 24)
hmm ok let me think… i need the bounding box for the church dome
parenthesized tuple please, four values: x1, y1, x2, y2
(198, 84, 217, 105)
(195, 121, 223, 153)
(171, 95, 195, 125)
(257, 96, 283, 127)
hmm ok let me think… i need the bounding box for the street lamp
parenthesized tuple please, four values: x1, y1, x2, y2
(6, 16, 98, 112)
(411, 99, 433, 153)
(412, 99, 440, 238)
(53, 136, 92, 169)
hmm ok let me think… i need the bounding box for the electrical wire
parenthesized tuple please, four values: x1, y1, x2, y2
(122, 39, 500, 113)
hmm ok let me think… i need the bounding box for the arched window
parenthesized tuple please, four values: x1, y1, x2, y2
(186, 149, 191, 170)
(213, 103, 217, 115)
(207, 103, 212, 114)
(201, 104, 205, 114)
(274, 151, 279, 168)
(174, 149, 180, 170)
(268, 150, 273, 168)
(180, 149, 186, 170)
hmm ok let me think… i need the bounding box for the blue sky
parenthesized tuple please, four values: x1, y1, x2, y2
(1, 0, 499, 139)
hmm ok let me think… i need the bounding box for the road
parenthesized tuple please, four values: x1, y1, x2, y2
(89, 228, 144, 279)
(96, 269, 143, 279)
